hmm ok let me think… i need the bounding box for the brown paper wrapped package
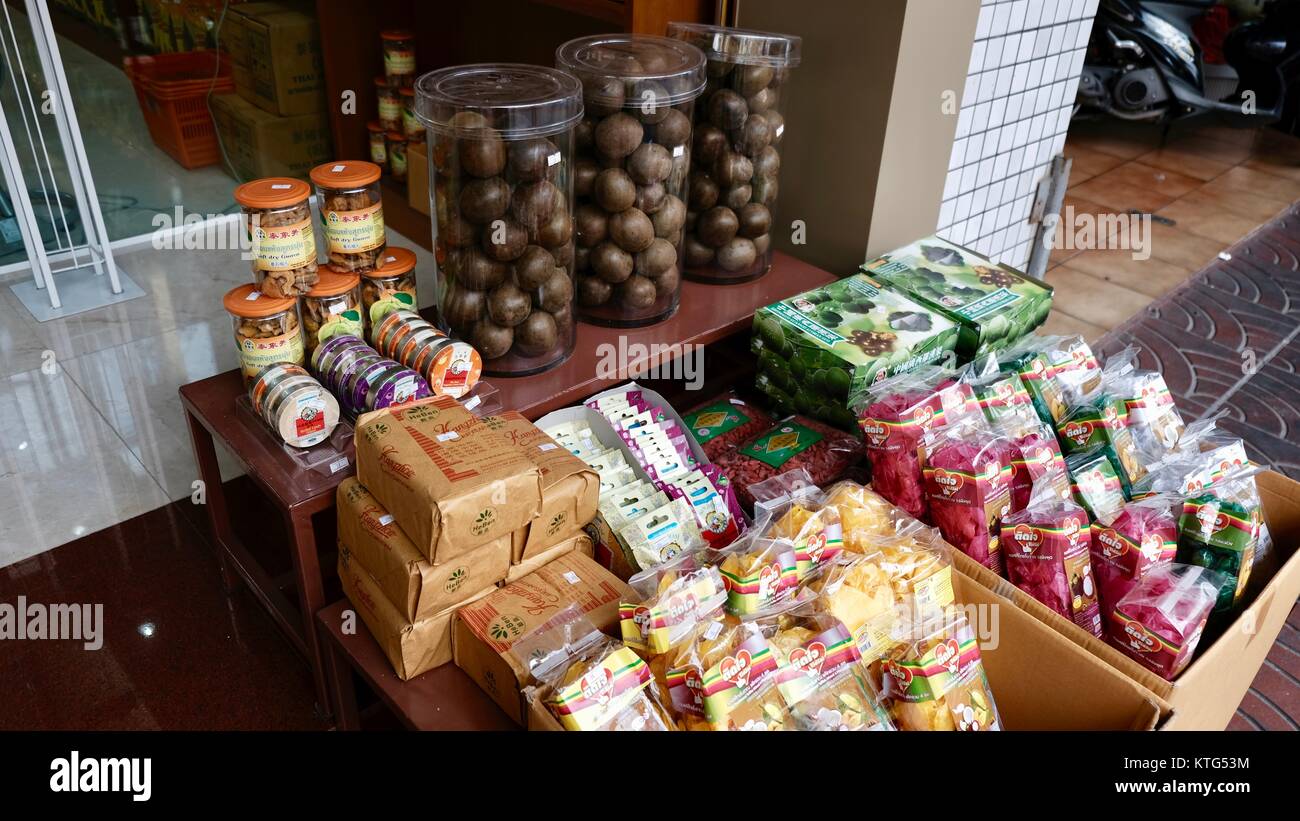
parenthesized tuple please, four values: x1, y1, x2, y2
(453, 552, 631, 724)
(505, 533, 594, 584)
(337, 477, 511, 622)
(482, 411, 599, 561)
(355, 397, 542, 563)
(337, 547, 493, 681)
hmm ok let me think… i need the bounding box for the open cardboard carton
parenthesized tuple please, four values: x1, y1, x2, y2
(951, 469, 1300, 730)
(523, 568, 1166, 731)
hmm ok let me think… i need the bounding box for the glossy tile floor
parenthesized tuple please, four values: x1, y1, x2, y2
(0, 230, 438, 567)
(1041, 121, 1300, 343)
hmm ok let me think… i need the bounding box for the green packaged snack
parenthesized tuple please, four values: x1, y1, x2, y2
(862, 236, 1053, 359)
(1056, 391, 1147, 499)
(1066, 447, 1126, 523)
(997, 336, 1068, 428)
(1177, 468, 1264, 613)
(752, 273, 961, 431)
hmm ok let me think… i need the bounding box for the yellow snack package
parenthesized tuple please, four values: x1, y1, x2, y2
(619, 555, 728, 657)
(666, 619, 797, 731)
(714, 538, 802, 617)
(877, 522, 956, 618)
(808, 550, 898, 665)
(879, 612, 1001, 731)
(537, 631, 677, 731)
(825, 480, 914, 552)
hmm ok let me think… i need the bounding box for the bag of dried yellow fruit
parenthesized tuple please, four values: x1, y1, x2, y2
(712, 537, 804, 618)
(763, 609, 895, 731)
(806, 549, 899, 666)
(748, 469, 843, 580)
(879, 612, 1001, 731)
(877, 521, 956, 619)
(620, 554, 728, 657)
(824, 480, 915, 552)
(666, 619, 798, 731)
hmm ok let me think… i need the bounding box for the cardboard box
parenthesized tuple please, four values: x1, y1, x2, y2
(481, 411, 599, 561)
(210, 93, 332, 180)
(453, 552, 631, 724)
(336, 477, 511, 622)
(338, 548, 493, 681)
(226, 1, 324, 116)
(949, 470, 1300, 730)
(355, 397, 543, 564)
(862, 235, 1053, 359)
(407, 144, 430, 216)
(525, 687, 564, 731)
(505, 533, 594, 584)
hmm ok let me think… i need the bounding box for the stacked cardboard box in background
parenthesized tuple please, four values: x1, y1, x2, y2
(340, 397, 601, 683)
(215, 1, 332, 180)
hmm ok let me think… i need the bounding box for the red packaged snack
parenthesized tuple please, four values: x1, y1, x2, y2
(922, 419, 1012, 575)
(854, 367, 977, 520)
(1089, 496, 1178, 627)
(682, 392, 776, 462)
(1007, 426, 1067, 513)
(714, 416, 865, 512)
(1001, 474, 1102, 637)
(1107, 563, 1225, 681)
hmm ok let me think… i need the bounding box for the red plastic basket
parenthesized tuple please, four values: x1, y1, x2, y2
(124, 50, 235, 169)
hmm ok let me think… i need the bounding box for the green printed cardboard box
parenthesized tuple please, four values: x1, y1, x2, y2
(751, 273, 960, 431)
(861, 236, 1053, 358)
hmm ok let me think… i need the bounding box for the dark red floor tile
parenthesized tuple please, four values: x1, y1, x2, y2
(1234, 689, 1299, 731)
(1227, 712, 1258, 731)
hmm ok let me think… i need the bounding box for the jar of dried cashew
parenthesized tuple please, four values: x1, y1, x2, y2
(224, 284, 305, 386)
(310, 160, 387, 273)
(234, 177, 319, 298)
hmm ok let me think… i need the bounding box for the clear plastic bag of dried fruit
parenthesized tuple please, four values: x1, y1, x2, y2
(758, 606, 895, 731)
(748, 469, 845, 581)
(880, 610, 1001, 731)
(708, 533, 808, 619)
(852, 365, 980, 521)
(665, 617, 798, 730)
(521, 608, 677, 731)
(823, 480, 916, 549)
(712, 415, 865, 512)
(920, 414, 1014, 575)
(804, 547, 898, 665)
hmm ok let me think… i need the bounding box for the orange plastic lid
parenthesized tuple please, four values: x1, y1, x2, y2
(310, 160, 382, 189)
(365, 246, 417, 278)
(224, 284, 297, 318)
(233, 178, 310, 209)
(381, 29, 413, 41)
(375, 75, 396, 89)
(399, 87, 415, 99)
(367, 121, 386, 133)
(306, 270, 361, 298)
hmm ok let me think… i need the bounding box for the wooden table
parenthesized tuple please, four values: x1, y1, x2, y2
(180, 251, 833, 725)
(316, 600, 517, 731)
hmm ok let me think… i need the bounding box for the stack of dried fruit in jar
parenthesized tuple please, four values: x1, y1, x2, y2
(235, 178, 319, 299)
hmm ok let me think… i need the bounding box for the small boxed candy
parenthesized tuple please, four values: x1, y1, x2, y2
(1107, 563, 1225, 681)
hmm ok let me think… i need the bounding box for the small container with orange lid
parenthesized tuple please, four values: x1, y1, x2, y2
(400, 88, 422, 142)
(372, 309, 482, 399)
(375, 77, 401, 131)
(381, 29, 416, 86)
(310, 160, 387, 273)
(367, 121, 388, 168)
(224, 283, 305, 385)
(302, 269, 364, 357)
(386, 131, 409, 182)
(234, 177, 319, 298)
(361, 245, 418, 330)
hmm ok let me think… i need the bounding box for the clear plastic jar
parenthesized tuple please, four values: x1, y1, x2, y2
(556, 34, 705, 327)
(360, 245, 418, 332)
(367, 121, 388, 169)
(381, 29, 417, 86)
(310, 160, 387, 273)
(386, 132, 409, 182)
(667, 23, 801, 284)
(302, 269, 363, 359)
(223, 284, 305, 386)
(416, 63, 583, 376)
(234, 177, 318, 298)
(376, 76, 401, 131)
(400, 87, 422, 141)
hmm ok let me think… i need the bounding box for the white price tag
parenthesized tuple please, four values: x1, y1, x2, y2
(271, 183, 292, 189)
(704, 621, 723, 640)
(436, 431, 460, 442)
(328, 302, 347, 315)
(730, 398, 744, 405)
(563, 571, 580, 585)
(245, 291, 262, 301)
(331, 164, 346, 173)
(546, 151, 561, 167)
(378, 514, 394, 526)
(538, 443, 558, 452)
(329, 457, 350, 474)
(672, 145, 684, 157)
(463, 395, 481, 411)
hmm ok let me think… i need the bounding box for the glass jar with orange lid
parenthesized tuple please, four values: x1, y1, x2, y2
(400, 88, 422, 142)
(360, 245, 419, 332)
(381, 30, 417, 86)
(386, 132, 409, 182)
(302, 269, 363, 358)
(310, 160, 386, 273)
(234, 177, 319, 298)
(224, 284, 305, 386)
(376, 77, 401, 131)
(367, 121, 388, 169)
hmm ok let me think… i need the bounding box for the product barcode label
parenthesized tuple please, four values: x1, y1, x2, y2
(329, 457, 349, 474)
(704, 621, 723, 640)
(436, 431, 459, 442)
(538, 443, 558, 452)
(378, 514, 394, 526)
(563, 571, 580, 585)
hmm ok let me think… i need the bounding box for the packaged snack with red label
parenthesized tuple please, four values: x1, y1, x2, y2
(682, 392, 776, 462)
(853, 366, 978, 520)
(879, 611, 1001, 731)
(713, 415, 864, 511)
(1177, 466, 1264, 614)
(1089, 495, 1178, 627)
(1001, 473, 1103, 637)
(922, 418, 1012, 575)
(665, 619, 798, 731)
(1107, 563, 1225, 681)
(1066, 446, 1127, 523)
